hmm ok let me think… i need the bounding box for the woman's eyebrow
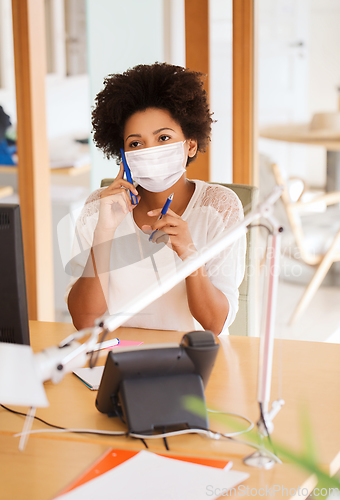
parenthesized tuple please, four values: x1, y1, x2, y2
(153, 127, 175, 134)
(125, 133, 141, 142)
(125, 128, 175, 142)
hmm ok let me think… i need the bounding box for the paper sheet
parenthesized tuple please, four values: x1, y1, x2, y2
(59, 448, 233, 496)
(73, 366, 104, 390)
(55, 450, 249, 500)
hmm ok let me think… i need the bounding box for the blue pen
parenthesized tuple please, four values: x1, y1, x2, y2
(149, 193, 174, 242)
(120, 148, 138, 205)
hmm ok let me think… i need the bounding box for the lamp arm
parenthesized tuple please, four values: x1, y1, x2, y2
(34, 325, 104, 384)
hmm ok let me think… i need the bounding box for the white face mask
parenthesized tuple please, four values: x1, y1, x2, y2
(124, 141, 187, 193)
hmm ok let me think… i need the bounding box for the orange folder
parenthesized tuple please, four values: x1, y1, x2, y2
(58, 448, 232, 496)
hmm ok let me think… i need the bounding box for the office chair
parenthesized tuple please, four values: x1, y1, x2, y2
(101, 179, 258, 336)
(259, 156, 340, 324)
(210, 183, 258, 337)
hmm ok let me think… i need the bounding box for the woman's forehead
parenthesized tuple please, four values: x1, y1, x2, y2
(124, 108, 182, 137)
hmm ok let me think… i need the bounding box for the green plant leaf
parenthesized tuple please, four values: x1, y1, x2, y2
(299, 402, 317, 462)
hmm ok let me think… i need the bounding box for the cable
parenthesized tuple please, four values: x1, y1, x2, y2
(5, 401, 268, 456)
(248, 222, 272, 234)
(14, 426, 213, 440)
(130, 428, 213, 440)
(140, 438, 149, 449)
(2, 402, 253, 441)
(278, 338, 283, 401)
(162, 426, 170, 451)
(14, 428, 127, 438)
(207, 409, 279, 463)
(1, 404, 127, 438)
(248, 222, 272, 266)
(259, 402, 276, 456)
(226, 436, 282, 464)
(13, 425, 281, 464)
(207, 409, 254, 436)
(89, 327, 110, 368)
(163, 437, 169, 451)
(3, 404, 278, 462)
(131, 425, 252, 441)
(0, 404, 66, 430)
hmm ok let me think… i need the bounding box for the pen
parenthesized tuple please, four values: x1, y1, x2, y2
(149, 193, 174, 242)
(120, 148, 138, 205)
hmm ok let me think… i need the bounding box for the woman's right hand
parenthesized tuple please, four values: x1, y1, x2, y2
(96, 163, 140, 233)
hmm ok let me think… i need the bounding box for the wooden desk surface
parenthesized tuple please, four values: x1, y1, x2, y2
(0, 435, 108, 500)
(1, 321, 339, 499)
(0, 433, 314, 500)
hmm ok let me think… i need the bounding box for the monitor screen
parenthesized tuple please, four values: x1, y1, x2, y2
(0, 204, 30, 345)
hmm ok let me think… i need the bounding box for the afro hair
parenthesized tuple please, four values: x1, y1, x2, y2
(91, 62, 213, 164)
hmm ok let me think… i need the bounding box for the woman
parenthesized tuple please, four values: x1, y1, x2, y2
(66, 63, 246, 335)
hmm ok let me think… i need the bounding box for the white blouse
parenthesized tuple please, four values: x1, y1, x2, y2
(65, 179, 246, 334)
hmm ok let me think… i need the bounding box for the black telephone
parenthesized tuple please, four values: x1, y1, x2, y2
(95, 330, 219, 434)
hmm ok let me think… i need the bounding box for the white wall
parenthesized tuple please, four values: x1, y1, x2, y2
(45, 74, 91, 139)
(86, 0, 165, 190)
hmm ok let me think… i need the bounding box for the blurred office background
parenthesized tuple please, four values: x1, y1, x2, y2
(1, 0, 340, 342)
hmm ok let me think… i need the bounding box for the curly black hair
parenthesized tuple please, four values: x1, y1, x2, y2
(91, 62, 213, 164)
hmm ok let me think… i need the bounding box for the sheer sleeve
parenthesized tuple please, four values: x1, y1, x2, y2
(64, 189, 103, 302)
(191, 184, 246, 333)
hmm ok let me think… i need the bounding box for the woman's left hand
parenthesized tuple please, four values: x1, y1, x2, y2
(142, 208, 197, 260)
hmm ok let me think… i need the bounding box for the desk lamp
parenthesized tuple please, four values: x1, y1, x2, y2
(7, 186, 284, 462)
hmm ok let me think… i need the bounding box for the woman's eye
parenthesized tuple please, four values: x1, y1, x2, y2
(159, 135, 171, 142)
(129, 140, 141, 148)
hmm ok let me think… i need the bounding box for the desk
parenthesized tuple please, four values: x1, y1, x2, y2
(1, 321, 340, 499)
(260, 124, 340, 192)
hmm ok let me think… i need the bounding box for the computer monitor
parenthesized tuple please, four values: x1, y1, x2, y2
(0, 204, 30, 345)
